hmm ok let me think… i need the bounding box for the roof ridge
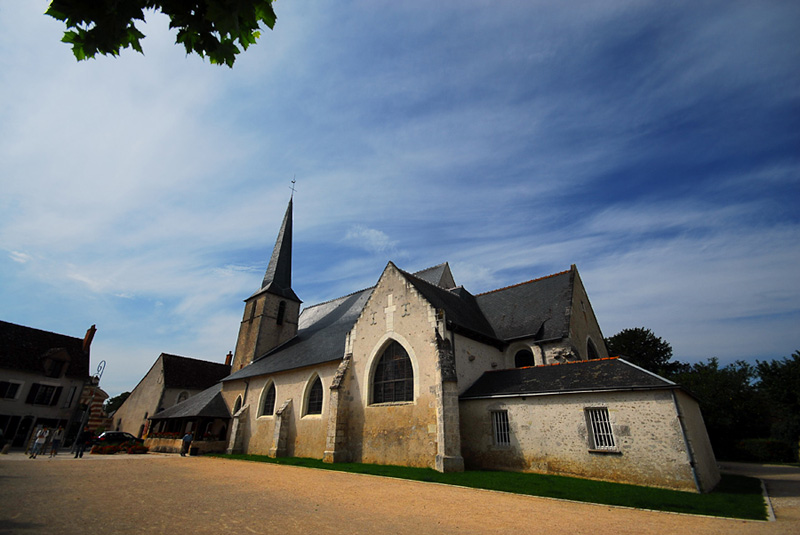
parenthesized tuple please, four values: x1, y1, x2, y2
(161, 353, 228, 366)
(301, 285, 374, 311)
(488, 357, 619, 373)
(476, 268, 571, 296)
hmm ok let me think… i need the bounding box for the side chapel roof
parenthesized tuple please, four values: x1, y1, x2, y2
(150, 383, 230, 420)
(460, 357, 677, 399)
(160, 353, 231, 390)
(475, 268, 574, 342)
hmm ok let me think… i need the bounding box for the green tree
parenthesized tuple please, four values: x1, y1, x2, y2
(45, 0, 277, 67)
(605, 327, 680, 375)
(103, 391, 130, 415)
(756, 351, 800, 452)
(671, 358, 769, 459)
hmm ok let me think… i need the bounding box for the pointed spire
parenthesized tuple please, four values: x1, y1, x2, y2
(255, 198, 301, 302)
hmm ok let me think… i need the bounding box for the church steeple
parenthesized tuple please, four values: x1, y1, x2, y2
(255, 198, 300, 302)
(232, 196, 302, 370)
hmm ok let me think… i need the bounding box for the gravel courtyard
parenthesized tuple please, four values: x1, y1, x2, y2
(1, 453, 797, 534)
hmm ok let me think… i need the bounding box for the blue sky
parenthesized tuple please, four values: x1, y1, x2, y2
(1, 1, 798, 397)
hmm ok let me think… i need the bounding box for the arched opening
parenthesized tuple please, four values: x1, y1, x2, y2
(261, 382, 276, 416)
(587, 339, 599, 360)
(305, 377, 323, 415)
(177, 391, 189, 404)
(514, 349, 535, 368)
(233, 395, 243, 414)
(372, 340, 414, 404)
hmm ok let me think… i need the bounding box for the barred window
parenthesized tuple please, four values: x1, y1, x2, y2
(306, 377, 323, 415)
(492, 410, 510, 446)
(372, 341, 414, 404)
(586, 407, 616, 450)
(261, 383, 276, 416)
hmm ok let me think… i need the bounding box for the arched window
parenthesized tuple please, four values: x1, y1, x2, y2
(372, 341, 414, 404)
(261, 383, 276, 416)
(306, 377, 323, 415)
(177, 391, 189, 404)
(587, 339, 599, 360)
(276, 301, 286, 325)
(514, 349, 535, 368)
(233, 395, 243, 414)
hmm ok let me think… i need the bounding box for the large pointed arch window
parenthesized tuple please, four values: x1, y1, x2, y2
(261, 382, 276, 416)
(372, 341, 414, 404)
(306, 377, 323, 415)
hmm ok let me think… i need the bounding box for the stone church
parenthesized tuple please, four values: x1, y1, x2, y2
(212, 198, 719, 492)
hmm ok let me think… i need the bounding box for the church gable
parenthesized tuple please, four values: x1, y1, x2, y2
(341, 262, 445, 467)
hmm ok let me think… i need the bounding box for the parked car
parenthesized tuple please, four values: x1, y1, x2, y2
(94, 431, 144, 446)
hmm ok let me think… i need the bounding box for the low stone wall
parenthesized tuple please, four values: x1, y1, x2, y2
(145, 438, 227, 455)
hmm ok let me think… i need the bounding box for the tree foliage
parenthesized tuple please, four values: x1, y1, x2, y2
(756, 351, 800, 447)
(605, 327, 679, 375)
(103, 391, 131, 415)
(45, 0, 277, 67)
(670, 358, 769, 458)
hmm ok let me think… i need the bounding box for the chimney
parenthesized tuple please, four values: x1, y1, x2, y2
(225, 351, 233, 367)
(83, 325, 97, 353)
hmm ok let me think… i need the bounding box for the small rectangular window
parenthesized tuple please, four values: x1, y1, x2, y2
(492, 410, 510, 446)
(586, 407, 616, 450)
(0, 381, 22, 400)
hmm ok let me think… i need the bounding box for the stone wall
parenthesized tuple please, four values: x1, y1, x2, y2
(459, 388, 713, 492)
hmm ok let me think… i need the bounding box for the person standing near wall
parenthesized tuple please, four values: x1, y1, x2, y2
(49, 427, 64, 457)
(29, 427, 49, 459)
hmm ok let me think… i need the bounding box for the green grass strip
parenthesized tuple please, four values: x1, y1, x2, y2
(209, 454, 766, 520)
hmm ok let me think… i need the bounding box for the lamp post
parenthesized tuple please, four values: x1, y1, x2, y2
(71, 360, 106, 452)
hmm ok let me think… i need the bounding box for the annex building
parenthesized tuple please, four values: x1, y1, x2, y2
(155, 197, 720, 492)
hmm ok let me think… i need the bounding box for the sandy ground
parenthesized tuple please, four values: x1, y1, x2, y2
(0, 452, 798, 535)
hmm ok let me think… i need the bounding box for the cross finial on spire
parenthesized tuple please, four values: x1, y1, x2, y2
(290, 176, 297, 198)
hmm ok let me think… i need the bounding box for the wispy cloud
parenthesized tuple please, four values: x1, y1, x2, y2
(1, 1, 798, 395)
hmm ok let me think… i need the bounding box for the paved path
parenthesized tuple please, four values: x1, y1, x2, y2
(0, 452, 797, 534)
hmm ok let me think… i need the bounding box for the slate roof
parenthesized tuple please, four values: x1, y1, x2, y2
(223, 287, 374, 382)
(0, 320, 91, 379)
(161, 354, 231, 390)
(150, 383, 230, 420)
(476, 269, 574, 341)
(460, 358, 677, 399)
(413, 262, 455, 288)
(399, 268, 498, 343)
(251, 198, 301, 302)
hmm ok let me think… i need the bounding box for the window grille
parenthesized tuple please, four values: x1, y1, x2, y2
(307, 377, 323, 415)
(586, 407, 616, 450)
(492, 410, 511, 446)
(372, 341, 414, 404)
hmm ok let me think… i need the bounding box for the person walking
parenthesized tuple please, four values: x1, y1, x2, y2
(29, 427, 49, 459)
(180, 431, 193, 457)
(74, 426, 92, 458)
(49, 427, 65, 457)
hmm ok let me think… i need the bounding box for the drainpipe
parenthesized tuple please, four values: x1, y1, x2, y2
(671, 389, 701, 492)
